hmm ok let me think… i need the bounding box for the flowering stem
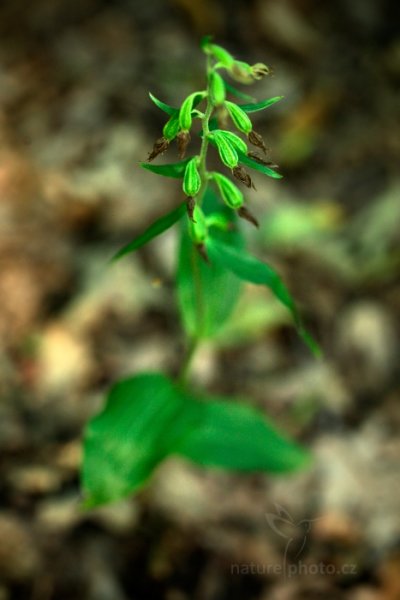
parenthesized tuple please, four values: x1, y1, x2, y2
(197, 59, 214, 207)
(178, 336, 199, 387)
(178, 60, 214, 386)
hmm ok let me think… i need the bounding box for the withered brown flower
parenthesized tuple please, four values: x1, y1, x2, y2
(147, 137, 169, 162)
(177, 131, 191, 159)
(232, 166, 255, 189)
(186, 197, 196, 222)
(248, 151, 278, 168)
(238, 206, 259, 228)
(248, 130, 268, 155)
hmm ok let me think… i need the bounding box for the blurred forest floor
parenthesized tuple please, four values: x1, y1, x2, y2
(0, 0, 399, 599)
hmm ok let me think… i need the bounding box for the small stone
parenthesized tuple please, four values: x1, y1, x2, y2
(36, 496, 82, 532)
(7, 465, 62, 495)
(0, 513, 40, 582)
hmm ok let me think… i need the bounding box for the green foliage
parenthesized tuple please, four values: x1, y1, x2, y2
(174, 397, 311, 472)
(82, 39, 320, 508)
(238, 151, 283, 179)
(82, 373, 310, 507)
(238, 96, 284, 113)
(177, 188, 243, 339)
(206, 236, 320, 356)
(140, 158, 190, 178)
(149, 92, 178, 116)
(223, 80, 256, 102)
(111, 202, 186, 261)
(82, 373, 199, 507)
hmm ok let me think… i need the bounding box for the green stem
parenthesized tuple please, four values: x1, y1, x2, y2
(197, 59, 214, 208)
(178, 336, 199, 386)
(178, 57, 214, 387)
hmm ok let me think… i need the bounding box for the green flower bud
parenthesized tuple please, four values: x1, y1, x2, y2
(179, 91, 205, 132)
(183, 157, 201, 198)
(230, 60, 254, 84)
(203, 43, 234, 68)
(211, 172, 244, 209)
(189, 205, 208, 244)
(208, 70, 226, 106)
(214, 129, 248, 155)
(209, 132, 238, 169)
(162, 113, 180, 141)
(224, 101, 253, 135)
(177, 131, 191, 159)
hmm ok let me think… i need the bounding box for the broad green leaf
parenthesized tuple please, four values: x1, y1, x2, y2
(223, 80, 256, 102)
(140, 158, 190, 178)
(177, 186, 243, 339)
(112, 202, 186, 261)
(206, 237, 320, 356)
(82, 371, 311, 507)
(81, 373, 200, 507)
(149, 92, 178, 116)
(238, 152, 283, 179)
(173, 395, 311, 472)
(237, 96, 284, 113)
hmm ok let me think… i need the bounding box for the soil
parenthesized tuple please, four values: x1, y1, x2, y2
(0, 1, 399, 598)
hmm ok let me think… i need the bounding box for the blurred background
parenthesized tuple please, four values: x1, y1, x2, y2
(0, 0, 399, 598)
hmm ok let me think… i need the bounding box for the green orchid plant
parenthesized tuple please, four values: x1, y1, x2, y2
(81, 38, 320, 508)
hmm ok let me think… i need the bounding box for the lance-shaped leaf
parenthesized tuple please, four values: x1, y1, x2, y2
(205, 237, 320, 356)
(238, 151, 283, 179)
(173, 394, 311, 472)
(112, 202, 186, 261)
(140, 158, 190, 179)
(223, 80, 256, 102)
(237, 96, 284, 113)
(149, 92, 178, 116)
